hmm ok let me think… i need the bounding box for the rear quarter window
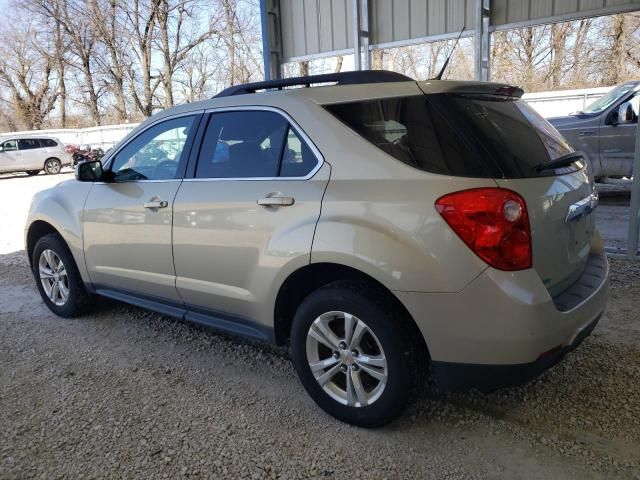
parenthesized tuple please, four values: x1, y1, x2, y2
(325, 94, 575, 179)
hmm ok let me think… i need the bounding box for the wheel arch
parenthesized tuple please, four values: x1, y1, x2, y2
(273, 262, 430, 357)
(26, 221, 62, 267)
(25, 181, 93, 285)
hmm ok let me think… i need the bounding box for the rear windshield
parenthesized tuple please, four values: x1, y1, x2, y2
(325, 94, 576, 178)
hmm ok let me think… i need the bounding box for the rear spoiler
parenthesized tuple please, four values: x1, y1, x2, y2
(418, 81, 524, 99)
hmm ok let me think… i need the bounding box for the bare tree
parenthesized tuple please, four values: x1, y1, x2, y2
(156, 0, 213, 108)
(0, 19, 58, 129)
(30, 0, 103, 125)
(177, 42, 223, 102)
(51, 1, 68, 127)
(123, 0, 162, 117)
(606, 15, 628, 85)
(548, 23, 571, 89)
(371, 50, 384, 70)
(88, 0, 130, 122)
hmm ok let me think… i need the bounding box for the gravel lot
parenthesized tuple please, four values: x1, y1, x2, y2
(1, 172, 639, 479)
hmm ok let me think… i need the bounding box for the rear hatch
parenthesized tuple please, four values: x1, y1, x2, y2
(326, 83, 597, 295)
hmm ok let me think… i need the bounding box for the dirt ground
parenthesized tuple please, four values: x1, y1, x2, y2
(1, 171, 639, 479)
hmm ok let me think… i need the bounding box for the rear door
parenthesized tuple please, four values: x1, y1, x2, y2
(172, 108, 329, 328)
(17, 138, 46, 170)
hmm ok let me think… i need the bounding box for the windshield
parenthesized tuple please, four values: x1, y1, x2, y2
(581, 83, 638, 115)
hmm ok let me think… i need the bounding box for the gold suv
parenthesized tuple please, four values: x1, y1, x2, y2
(26, 71, 609, 427)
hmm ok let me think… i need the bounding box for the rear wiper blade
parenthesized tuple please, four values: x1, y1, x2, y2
(536, 151, 584, 172)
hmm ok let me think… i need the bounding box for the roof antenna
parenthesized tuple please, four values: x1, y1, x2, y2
(433, 24, 466, 80)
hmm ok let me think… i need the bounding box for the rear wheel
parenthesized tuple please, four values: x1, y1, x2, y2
(32, 233, 93, 317)
(44, 158, 62, 175)
(290, 281, 422, 427)
(26, 170, 40, 176)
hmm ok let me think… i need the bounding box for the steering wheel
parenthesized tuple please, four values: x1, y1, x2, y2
(152, 160, 178, 179)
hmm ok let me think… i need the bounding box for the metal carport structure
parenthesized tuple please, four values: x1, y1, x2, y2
(260, 0, 640, 259)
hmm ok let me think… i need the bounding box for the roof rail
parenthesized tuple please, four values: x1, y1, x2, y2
(213, 70, 413, 98)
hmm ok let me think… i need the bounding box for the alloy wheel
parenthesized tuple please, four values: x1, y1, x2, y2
(38, 249, 69, 306)
(306, 311, 388, 407)
(45, 159, 61, 174)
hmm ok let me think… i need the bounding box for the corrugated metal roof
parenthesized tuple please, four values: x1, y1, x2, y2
(279, 0, 640, 62)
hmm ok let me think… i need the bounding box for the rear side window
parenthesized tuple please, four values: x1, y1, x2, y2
(42, 138, 58, 147)
(196, 111, 318, 179)
(18, 139, 42, 150)
(326, 95, 574, 179)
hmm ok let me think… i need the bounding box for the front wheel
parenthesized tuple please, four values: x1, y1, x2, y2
(44, 158, 62, 175)
(32, 233, 93, 317)
(290, 281, 423, 427)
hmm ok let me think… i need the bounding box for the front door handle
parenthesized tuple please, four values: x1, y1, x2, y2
(578, 131, 595, 137)
(143, 200, 168, 209)
(257, 195, 295, 207)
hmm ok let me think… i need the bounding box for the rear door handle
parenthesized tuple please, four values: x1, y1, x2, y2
(578, 131, 595, 137)
(257, 195, 295, 207)
(143, 200, 168, 209)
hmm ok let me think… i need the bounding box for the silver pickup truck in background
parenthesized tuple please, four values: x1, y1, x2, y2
(548, 80, 639, 180)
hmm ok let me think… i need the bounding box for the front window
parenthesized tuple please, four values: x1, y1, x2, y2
(581, 83, 639, 115)
(110, 116, 196, 181)
(1, 140, 17, 152)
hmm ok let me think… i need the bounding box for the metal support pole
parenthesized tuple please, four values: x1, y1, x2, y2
(260, 0, 283, 80)
(353, 0, 361, 70)
(362, 0, 371, 70)
(474, 0, 491, 81)
(627, 119, 640, 259)
(352, 0, 370, 70)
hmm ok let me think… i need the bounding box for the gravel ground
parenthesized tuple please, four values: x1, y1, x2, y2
(1, 172, 639, 479)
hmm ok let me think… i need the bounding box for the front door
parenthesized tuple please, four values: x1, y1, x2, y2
(0, 139, 19, 173)
(599, 91, 639, 177)
(83, 114, 201, 302)
(172, 109, 329, 328)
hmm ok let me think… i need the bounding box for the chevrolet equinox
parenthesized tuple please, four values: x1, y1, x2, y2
(25, 71, 609, 427)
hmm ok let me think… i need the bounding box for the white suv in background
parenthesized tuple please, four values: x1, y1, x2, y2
(0, 136, 72, 175)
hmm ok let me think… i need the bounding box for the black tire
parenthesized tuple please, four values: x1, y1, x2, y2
(32, 233, 93, 317)
(26, 170, 40, 176)
(290, 280, 423, 427)
(44, 158, 62, 175)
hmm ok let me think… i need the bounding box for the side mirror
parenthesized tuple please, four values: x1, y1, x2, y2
(616, 101, 634, 125)
(76, 160, 105, 182)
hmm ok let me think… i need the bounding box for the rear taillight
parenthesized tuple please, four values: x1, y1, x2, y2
(435, 188, 532, 271)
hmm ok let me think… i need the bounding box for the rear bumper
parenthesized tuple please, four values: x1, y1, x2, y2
(395, 251, 609, 391)
(431, 313, 601, 392)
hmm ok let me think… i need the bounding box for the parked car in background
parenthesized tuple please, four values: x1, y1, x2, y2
(548, 80, 640, 180)
(0, 136, 72, 175)
(25, 71, 609, 427)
